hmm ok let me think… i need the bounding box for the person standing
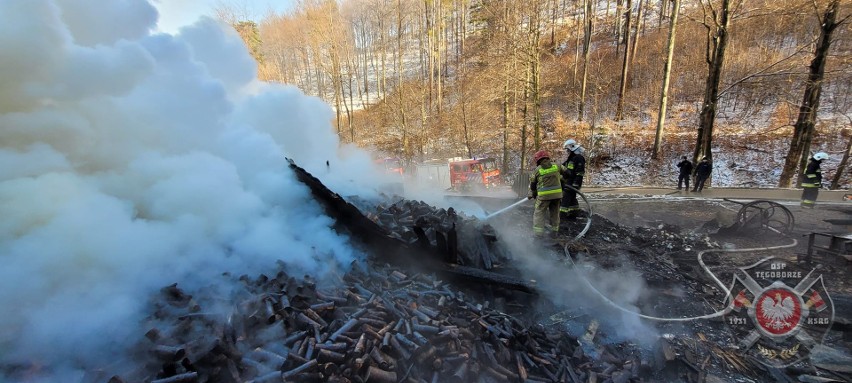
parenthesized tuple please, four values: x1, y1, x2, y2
(692, 157, 712, 192)
(801, 152, 829, 208)
(560, 139, 577, 215)
(676, 156, 693, 191)
(560, 144, 586, 218)
(529, 150, 568, 238)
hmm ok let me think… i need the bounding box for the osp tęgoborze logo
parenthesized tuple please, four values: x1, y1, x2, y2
(724, 257, 834, 367)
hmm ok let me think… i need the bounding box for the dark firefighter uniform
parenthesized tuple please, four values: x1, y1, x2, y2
(560, 148, 586, 215)
(800, 158, 823, 208)
(529, 157, 567, 236)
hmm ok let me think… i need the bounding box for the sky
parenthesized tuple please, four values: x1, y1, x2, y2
(153, 0, 295, 33)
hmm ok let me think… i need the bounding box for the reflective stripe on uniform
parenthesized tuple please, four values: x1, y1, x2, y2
(539, 165, 559, 175)
(806, 174, 817, 178)
(802, 183, 817, 187)
(533, 226, 546, 234)
(538, 186, 562, 195)
(566, 163, 575, 170)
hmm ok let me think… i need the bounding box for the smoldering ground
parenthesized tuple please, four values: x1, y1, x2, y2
(488, 216, 661, 346)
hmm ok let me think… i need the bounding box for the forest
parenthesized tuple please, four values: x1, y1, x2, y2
(220, 0, 851, 187)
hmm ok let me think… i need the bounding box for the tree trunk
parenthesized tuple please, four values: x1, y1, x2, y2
(578, 0, 593, 121)
(425, 0, 434, 112)
(778, 0, 841, 187)
(630, 0, 644, 67)
(380, 18, 387, 99)
(360, 22, 370, 106)
(614, 0, 624, 55)
(550, 0, 557, 49)
(530, 0, 542, 150)
(462, 90, 472, 158)
(615, 0, 632, 121)
(397, 0, 408, 159)
(522, 61, 530, 168)
(502, 80, 510, 175)
(652, 0, 679, 159)
(437, 1, 444, 114)
(573, 12, 581, 86)
(332, 51, 343, 135)
(692, 0, 732, 186)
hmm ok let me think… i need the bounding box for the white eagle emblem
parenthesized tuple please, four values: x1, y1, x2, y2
(759, 293, 795, 331)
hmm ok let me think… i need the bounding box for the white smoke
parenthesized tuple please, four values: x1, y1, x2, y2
(0, 0, 386, 379)
(493, 224, 660, 345)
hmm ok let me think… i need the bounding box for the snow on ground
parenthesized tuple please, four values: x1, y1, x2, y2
(586, 128, 848, 189)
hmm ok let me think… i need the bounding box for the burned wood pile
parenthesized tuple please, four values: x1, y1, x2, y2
(286, 159, 534, 294)
(366, 200, 509, 272)
(127, 263, 627, 383)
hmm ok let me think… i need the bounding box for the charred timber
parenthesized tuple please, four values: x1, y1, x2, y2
(286, 159, 535, 295)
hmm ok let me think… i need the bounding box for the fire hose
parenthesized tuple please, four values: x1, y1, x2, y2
(563, 233, 799, 322)
(481, 198, 529, 220)
(484, 186, 593, 241)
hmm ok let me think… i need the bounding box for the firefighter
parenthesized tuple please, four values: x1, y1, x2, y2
(801, 152, 829, 208)
(529, 150, 568, 238)
(692, 156, 712, 192)
(559, 139, 577, 216)
(676, 156, 693, 191)
(560, 141, 586, 218)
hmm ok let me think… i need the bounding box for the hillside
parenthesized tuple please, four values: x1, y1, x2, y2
(243, 0, 851, 187)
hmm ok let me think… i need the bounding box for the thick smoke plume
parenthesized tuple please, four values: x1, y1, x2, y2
(0, 0, 387, 379)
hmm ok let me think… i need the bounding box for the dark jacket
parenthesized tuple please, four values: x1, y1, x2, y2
(677, 159, 693, 176)
(695, 160, 712, 178)
(563, 152, 586, 187)
(802, 159, 822, 187)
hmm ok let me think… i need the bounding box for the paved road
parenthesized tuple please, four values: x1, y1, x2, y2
(583, 186, 850, 203)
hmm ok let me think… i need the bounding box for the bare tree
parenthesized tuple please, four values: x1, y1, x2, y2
(629, 0, 644, 67)
(615, 0, 633, 120)
(578, 0, 594, 121)
(778, 0, 846, 187)
(692, 0, 735, 179)
(527, 0, 544, 149)
(652, 0, 680, 158)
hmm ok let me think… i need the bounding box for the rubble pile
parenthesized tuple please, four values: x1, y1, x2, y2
(365, 200, 509, 271)
(128, 263, 646, 383)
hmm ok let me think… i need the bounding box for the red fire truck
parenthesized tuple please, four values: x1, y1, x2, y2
(374, 157, 404, 176)
(448, 158, 501, 191)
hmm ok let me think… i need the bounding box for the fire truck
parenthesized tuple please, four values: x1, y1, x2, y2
(374, 157, 404, 176)
(448, 158, 501, 191)
(413, 157, 502, 192)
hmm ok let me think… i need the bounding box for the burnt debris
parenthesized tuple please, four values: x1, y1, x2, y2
(130, 265, 625, 383)
(286, 158, 534, 294)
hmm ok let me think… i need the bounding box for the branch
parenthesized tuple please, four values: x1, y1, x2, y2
(707, 0, 719, 26)
(717, 40, 816, 97)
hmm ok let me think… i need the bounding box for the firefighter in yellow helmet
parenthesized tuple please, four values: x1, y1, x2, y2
(528, 150, 569, 238)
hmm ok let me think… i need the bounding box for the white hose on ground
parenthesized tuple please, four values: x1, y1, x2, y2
(564, 235, 799, 322)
